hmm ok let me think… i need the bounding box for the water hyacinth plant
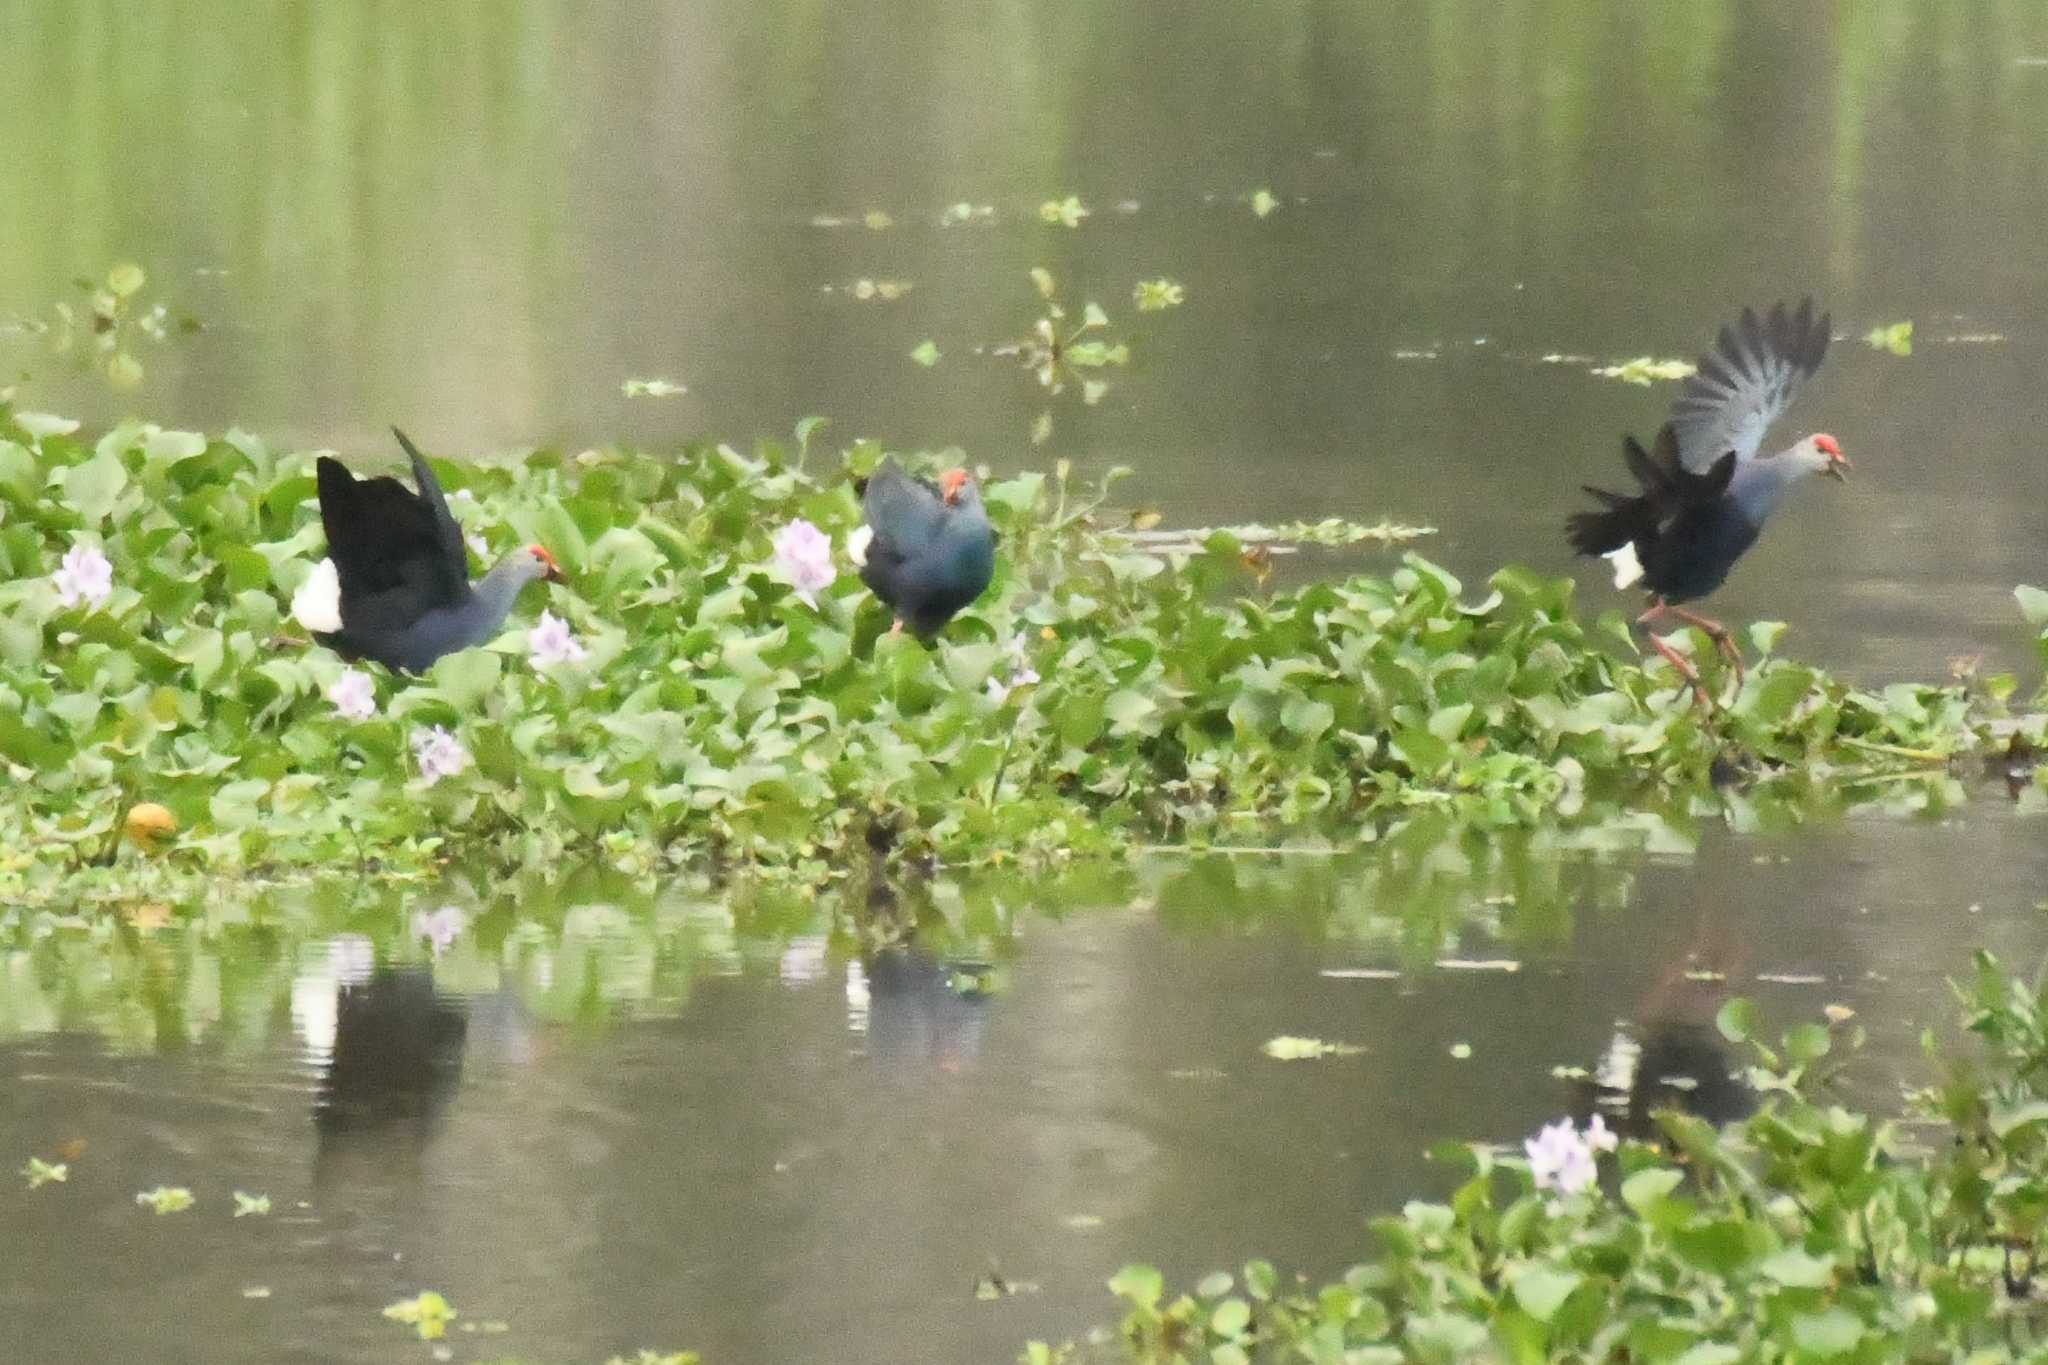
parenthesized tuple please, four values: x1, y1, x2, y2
(1056, 953, 2048, 1363)
(0, 406, 2037, 902)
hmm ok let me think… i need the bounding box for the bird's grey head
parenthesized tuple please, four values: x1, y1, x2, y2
(1789, 433, 1850, 483)
(939, 468, 982, 512)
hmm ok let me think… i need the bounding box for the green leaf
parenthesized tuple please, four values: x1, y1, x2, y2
(1209, 1298, 1251, 1336)
(1790, 1308, 1863, 1357)
(429, 650, 502, 713)
(1671, 1346, 1740, 1365)
(1426, 702, 1472, 743)
(1715, 997, 1756, 1043)
(1748, 620, 1788, 655)
(1282, 695, 1334, 740)
(1103, 689, 1158, 735)
(1391, 727, 1449, 776)
(1106, 1264, 1163, 1310)
(1509, 1267, 1581, 1323)
(107, 262, 146, 298)
(1621, 1168, 1683, 1213)
(909, 340, 941, 368)
(1783, 1022, 1831, 1065)
(1759, 1248, 1833, 1289)
(2017, 584, 2048, 628)
(1405, 1312, 1488, 1363)
(61, 449, 128, 523)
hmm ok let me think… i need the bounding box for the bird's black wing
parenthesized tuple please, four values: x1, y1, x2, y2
(1667, 298, 1830, 472)
(316, 454, 467, 633)
(390, 428, 471, 604)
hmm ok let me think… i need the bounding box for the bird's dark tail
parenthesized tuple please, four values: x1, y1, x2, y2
(1566, 424, 1719, 559)
(1565, 490, 1650, 558)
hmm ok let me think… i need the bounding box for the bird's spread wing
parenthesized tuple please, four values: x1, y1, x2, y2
(390, 429, 471, 603)
(860, 459, 947, 567)
(316, 453, 467, 630)
(1666, 298, 1829, 472)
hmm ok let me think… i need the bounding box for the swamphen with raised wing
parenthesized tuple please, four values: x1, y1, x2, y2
(850, 459, 996, 638)
(314, 428, 564, 673)
(1566, 300, 1847, 704)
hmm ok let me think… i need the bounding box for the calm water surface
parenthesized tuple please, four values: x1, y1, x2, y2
(6, 1, 2048, 1360)
(3, 806, 2045, 1362)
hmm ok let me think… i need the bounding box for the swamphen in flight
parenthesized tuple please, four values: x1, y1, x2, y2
(314, 428, 564, 672)
(1566, 300, 1847, 704)
(851, 459, 996, 638)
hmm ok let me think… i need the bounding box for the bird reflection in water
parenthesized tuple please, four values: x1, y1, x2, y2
(309, 962, 468, 1185)
(853, 866, 995, 1076)
(1576, 922, 1756, 1140)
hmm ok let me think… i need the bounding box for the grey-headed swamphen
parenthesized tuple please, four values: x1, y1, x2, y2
(314, 429, 564, 673)
(1566, 300, 1847, 704)
(850, 459, 996, 638)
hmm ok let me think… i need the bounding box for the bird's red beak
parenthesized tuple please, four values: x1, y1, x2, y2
(531, 545, 566, 582)
(940, 468, 970, 506)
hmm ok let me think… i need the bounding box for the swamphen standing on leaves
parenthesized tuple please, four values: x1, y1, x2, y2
(1566, 300, 1848, 704)
(314, 428, 564, 672)
(850, 459, 996, 638)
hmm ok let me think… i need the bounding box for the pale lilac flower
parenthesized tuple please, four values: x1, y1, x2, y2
(1525, 1117, 1601, 1197)
(985, 634, 1042, 705)
(411, 726, 472, 785)
(52, 542, 113, 610)
(411, 906, 467, 956)
(773, 518, 836, 608)
(1584, 1113, 1618, 1154)
(527, 609, 588, 669)
(326, 668, 376, 721)
(291, 558, 342, 632)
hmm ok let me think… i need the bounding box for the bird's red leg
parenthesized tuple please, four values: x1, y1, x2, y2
(1636, 602, 1712, 708)
(1665, 606, 1744, 690)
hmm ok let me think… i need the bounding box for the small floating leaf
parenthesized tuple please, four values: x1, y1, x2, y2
(21, 1158, 67, 1188)
(136, 1185, 195, 1214)
(1251, 189, 1279, 218)
(862, 209, 894, 231)
(851, 278, 912, 301)
(107, 352, 144, 389)
(1262, 1035, 1363, 1060)
(382, 1291, 457, 1341)
(622, 379, 686, 398)
(1029, 266, 1056, 298)
(1864, 320, 1913, 356)
(909, 340, 941, 368)
(233, 1191, 271, 1217)
(1133, 279, 1185, 311)
(1038, 195, 1089, 227)
(107, 262, 147, 298)
(1593, 357, 1696, 385)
